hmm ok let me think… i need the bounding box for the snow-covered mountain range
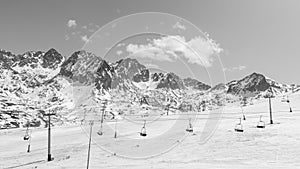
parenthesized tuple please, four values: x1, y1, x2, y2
(0, 48, 299, 129)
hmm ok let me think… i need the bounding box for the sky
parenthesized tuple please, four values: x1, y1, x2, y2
(0, 0, 299, 85)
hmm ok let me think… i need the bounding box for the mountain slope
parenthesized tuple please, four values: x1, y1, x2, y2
(183, 77, 211, 91)
(60, 50, 103, 85)
(226, 72, 292, 97)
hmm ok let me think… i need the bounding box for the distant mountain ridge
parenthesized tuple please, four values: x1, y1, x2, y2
(1, 48, 297, 95)
(58, 51, 211, 91)
(209, 72, 293, 97)
(227, 72, 270, 95)
(1, 48, 299, 130)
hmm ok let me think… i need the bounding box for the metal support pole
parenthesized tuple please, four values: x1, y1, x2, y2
(114, 119, 117, 139)
(269, 97, 273, 124)
(241, 107, 246, 120)
(87, 121, 93, 169)
(288, 99, 293, 112)
(27, 130, 32, 153)
(167, 105, 169, 116)
(47, 114, 52, 161)
(27, 144, 31, 153)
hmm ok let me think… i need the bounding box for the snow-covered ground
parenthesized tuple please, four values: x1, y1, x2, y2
(1, 92, 300, 169)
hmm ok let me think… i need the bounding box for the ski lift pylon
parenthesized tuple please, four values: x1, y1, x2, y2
(287, 96, 293, 112)
(114, 119, 117, 139)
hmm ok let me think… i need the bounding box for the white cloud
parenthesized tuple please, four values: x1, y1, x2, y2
(81, 35, 89, 43)
(116, 50, 123, 56)
(66, 21, 101, 43)
(126, 43, 174, 62)
(84, 23, 99, 33)
(173, 21, 186, 30)
(126, 35, 223, 67)
(67, 20, 77, 28)
(116, 43, 125, 47)
(223, 65, 246, 72)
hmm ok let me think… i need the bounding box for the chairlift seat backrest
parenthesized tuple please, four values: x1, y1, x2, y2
(257, 121, 265, 128)
(186, 127, 193, 132)
(23, 135, 30, 140)
(97, 128, 103, 135)
(234, 118, 243, 132)
(256, 125, 265, 129)
(234, 123, 243, 132)
(141, 127, 146, 134)
(235, 128, 244, 132)
(140, 132, 147, 137)
(256, 116, 265, 128)
(186, 121, 193, 132)
(140, 127, 147, 137)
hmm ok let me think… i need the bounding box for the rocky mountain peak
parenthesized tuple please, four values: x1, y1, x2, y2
(0, 50, 18, 67)
(227, 72, 270, 95)
(115, 58, 146, 79)
(41, 48, 63, 69)
(132, 69, 150, 83)
(60, 50, 103, 85)
(156, 72, 185, 90)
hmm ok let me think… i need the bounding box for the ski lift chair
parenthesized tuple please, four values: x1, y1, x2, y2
(234, 118, 244, 132)
(234, 124, 244, 132)
(97, 128, 103, 135)
(186, 124, 193, 133)
(23, 122, 30, 140)
(140, 126, 147, 137)
(256, 116, 265, 128)
(186, 119, 193, 133)
(23, 128, 30, 140)
(23, 133, 30, 140)
(140, 121, 147, 137)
